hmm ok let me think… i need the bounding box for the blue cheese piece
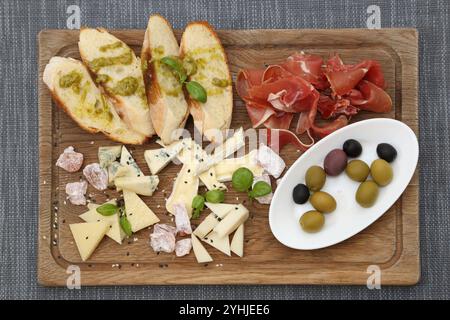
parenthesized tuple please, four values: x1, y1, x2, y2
(120, 146, 142, 177)
(214, 150, 264, 182)
(166, 163, 199, 218)
(114, 175, 159, 196)
(144, 139, 186, 175)
(98, 145, 122, 168)
(107, 161, 121, 186)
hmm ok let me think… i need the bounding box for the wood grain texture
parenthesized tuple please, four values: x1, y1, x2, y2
(38, 28, 419, 286)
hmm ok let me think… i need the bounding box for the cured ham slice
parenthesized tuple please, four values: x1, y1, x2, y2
(237, 52, 392, 147)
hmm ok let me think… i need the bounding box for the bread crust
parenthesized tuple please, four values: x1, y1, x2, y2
(180, 21, 233, 142)
(142, 14, 190, 144)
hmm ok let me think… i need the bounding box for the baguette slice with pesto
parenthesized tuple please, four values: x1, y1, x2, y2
(141, 14, 190, 145)
(79, 28, 155, 138)
(43, 57, 146, 144)
(180, 22, 233, 143)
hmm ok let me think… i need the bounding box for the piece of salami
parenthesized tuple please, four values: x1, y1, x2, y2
(175, 239, 192, 257)
(83, 163, 108, 191)
(56, 146, 84, 172)
(65, 180, 88, 205)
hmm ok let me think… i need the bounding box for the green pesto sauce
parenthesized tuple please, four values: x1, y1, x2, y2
(154, 61, 182, 97)
(151, 46, 165, 58)
(75, 94, 113, 124)
(99, 41, 123, 52)
(89, 50, 133, 72)
(59, 71, 82, 93)
(212, 77, 231, 87)
(96, 74, 111, 84)
(110, 76, 139, 96)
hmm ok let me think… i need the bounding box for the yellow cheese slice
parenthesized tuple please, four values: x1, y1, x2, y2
(79, 200, 125, 244)
(230, 223, 244, 257)
(201, 231, 230, 256)
(213, 204, 249, 238)
(166, 163, 199, 217)
(69, 221, 109, 261)
(191, 234, 213, 264)
(123, 190, 159, 232)
(194, 203, 234, 239)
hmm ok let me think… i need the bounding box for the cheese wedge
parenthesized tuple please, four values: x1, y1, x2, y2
(144, 139, 186, 175)
(230, 223, 244, 257)
(214, 150, 264, 182)
(69, 221, 109, 261)
(194, 204, 233, 239)
(107, 161, 122, 186)
(201, 231, 230, 256)
(191, 234, 213, 264)
(123, 190, 159, 232)
(120, 146, 142, 176)
(79, 28, 155, 138)
(166, 163, 199, 217)
(79, 200, 125, 244)
(114, 175, 159, 196)
(198, 167, 227, 191)
(43, 57, 146, 144)
(98, 145, 122, 168)
(205, 202, 236, 217)
(213, 204, 249, 237)
(212, 127, 245, 162)
(141, 14, 189, 144)
(180, 22, 233, 142)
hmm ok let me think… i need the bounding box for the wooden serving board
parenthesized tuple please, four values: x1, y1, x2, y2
(38, 28, 419, 286)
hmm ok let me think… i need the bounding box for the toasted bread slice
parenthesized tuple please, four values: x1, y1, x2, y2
(79, 28, 155, 138)
(141, 14, 190, 144)
(180, 22, 233, 142)
(43, 57, 146, 144)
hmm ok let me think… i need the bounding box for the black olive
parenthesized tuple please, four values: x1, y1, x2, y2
(343, 139, 362, 157)
(292, 184, 310, 204)
(376, 143, 397, 162)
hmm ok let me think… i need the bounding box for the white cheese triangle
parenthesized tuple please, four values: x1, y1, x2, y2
(201, 231, 231, 256)
(69, 221, 109, 261)
(230, 223, 244, 257)
(194, 204, 233, 239)
(212, 127, 245, 163)
(79, 200, 125, 244)
(198, 166, 227, 191)
(205, 202, 236, 217)
(191, 234, 213, 263)
(144, 139, 185, 175)
(166, 163, 199, 217)
(213, 204, 249, 238)
(213, 150, 264, 182)
(123, 190, 160, 232)
(120, 146, 142, 176)
(114, 175, 159, 196)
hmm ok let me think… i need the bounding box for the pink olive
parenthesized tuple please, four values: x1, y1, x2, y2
(324, 149, 348, 176)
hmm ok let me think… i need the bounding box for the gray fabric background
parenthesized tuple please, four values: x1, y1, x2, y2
(0, 0, 448, 300)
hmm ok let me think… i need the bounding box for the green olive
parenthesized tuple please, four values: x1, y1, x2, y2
(310, 191, 337, 213)
(346, 160, 370, 182)
(370, 159, 393, 186)
(299, 210, 325, 233)
(356, 181, 379, 208)
(305, 166, 326, 191)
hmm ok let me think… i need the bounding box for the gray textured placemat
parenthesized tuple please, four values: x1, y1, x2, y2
(0, 0, 448, 300)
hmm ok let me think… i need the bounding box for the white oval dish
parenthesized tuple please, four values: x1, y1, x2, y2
(269, 118, 419, 250)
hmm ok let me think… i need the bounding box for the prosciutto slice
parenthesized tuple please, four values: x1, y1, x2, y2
(236, 52, 392, 149)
